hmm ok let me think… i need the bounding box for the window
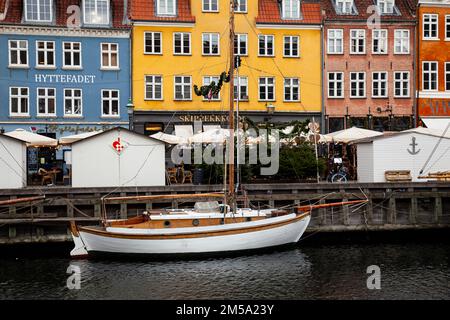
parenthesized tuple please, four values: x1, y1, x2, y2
(394, 72, 410, 97)
(102, 90, 120, 117)
(259, 35, 274, 56)
(25, 0, 52, 22)
(37, 88, 56, 116)
(372, 72, 388, 98)
(203, 0, 218, 12)
(394, 30, 409, 54)
(446, 63, 450, 91)
(202, 33, 220, 55)
(83, 0, 109, 25)
(8, 40, 28, 67)
(234, 34, 248, 56)
(144, 32, 162, 54)
(157, 0, 176, 16)
(101, 43, 119, 69)
(446, 15, 450, 40)
(282, 0, 300, 19)
(64, 89, 82, 116)
(284, 36, 299, 57)
(284, 78, 299, 101)
(145, 75, 163, 100)
(378, 0, 395, 14)
(9, 87, 29, 116)
(327, 29, 343, 54)
(174, 76, 192, 100)
(234, 76, 248, 101)
(63, 42, 81, 68)
(202, 76, 221, 101)
(423, 62, 438, 91)
(350, 72, 366, 98)
(174, 32, 191, 55)
(372, 29, 387, 54)
(235, 0, 247, 13)
(328, 72, 344, 98)
(259, 77, 275, 101)
(423, 14, 438, 39)
(36, 41, 55, 68)
(350, 29, 365, 54)
(335, 0, 354, 14)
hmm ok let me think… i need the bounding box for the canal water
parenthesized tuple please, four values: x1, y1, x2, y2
(0, 232, 449, 300)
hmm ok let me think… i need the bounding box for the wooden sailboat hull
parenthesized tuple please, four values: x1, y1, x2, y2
(71, 213, 310, 256)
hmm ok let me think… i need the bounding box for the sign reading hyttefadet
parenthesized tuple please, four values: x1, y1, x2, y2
(35, 74, 96, 84)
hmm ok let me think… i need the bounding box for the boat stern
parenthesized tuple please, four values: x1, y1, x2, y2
(69, 221, 89, 258)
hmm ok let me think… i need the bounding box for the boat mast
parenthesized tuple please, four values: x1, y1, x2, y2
(227, 0, 236, 210)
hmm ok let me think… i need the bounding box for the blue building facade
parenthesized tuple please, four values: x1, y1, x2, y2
(0, 0, 131, 139)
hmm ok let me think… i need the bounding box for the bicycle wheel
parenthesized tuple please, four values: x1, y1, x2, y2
(331, 173, 347, 183)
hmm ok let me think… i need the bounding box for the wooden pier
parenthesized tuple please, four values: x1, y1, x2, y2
(0, 182, 449, 244)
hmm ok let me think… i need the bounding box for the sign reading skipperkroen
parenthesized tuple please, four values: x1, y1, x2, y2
(34, 74, 96, 84)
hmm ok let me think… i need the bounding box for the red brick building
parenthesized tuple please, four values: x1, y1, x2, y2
(323, 0, 417, 132)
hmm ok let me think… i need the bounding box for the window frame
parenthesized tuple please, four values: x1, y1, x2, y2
(327, 29, 344, 54)
(156, 0, 177, 16)
(377, 0, 395, 15)
(423, 14, 439, 40)
(335, 0, 354, 15)
(9, 87, 30, 117)
(350, 29, 366, 54)
(283, 77, 300, 102)
(234, 33, 248, 56)
(24, 0, 53, 22)
(446, 15, 450, 41)
(282, 0, 300, 19)
(35, 40, 55, 69)
(258, 34, 275, 57)
(235, 0, 247, 13)
(101, 89, 120, 118)
(144, 75, 164, 101)
(64, 88, 83, 117)
(327, 72, 344, 99)
(62, 42, 82, 69)
(422, 61, 438, 91)
(283, 35, 300, 58)
(393, 71, 410, 98)
(144, 32, 162, 55)
(174, 76, 192, 101)
(445, 62, 450, 91)
(173, 32, 191, 55)
(372, 71, 388, 98)
(202, 33, 220, 56)
(83, 0, 110, 25)
(36, 87, 56, 117)
(234, 76, 248, 101)
(202, 76, 221, 101)
(258, 77, 276, 102)
(100, 42, 119, 70)
(8, 40, 29, 68)
(394, 29, 410, 54)
(202, 0, 219, 13)
(372, 29, 388, 55)
(349, 72, 366, 98)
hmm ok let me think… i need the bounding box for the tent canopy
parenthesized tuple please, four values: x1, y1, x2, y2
(59, 131, 103, 145)
(150, 132, 188, 145)
(4, 129, 58, 147)
(420, 117, 450, 134)
(324, 126, 383, 143)
(188, 128, 231, 144)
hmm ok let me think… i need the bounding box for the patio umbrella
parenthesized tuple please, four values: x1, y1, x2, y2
(59, 131, 103, 145)
(324, 126, 383, 144)
(4, 129, 58, 147)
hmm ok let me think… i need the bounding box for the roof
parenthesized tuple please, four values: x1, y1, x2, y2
(0, 0, 129, 29)
(256, 0, 322, 25)
(0, 133, 26, 145)
(72, 127, 166, 145)
(129, 0, 195, 23)
(322, 0, 416, 22)
(352, 127, 450, 144)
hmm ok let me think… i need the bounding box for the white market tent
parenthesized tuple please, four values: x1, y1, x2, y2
(324, 126, 383, 144)
(421, 117, 450, 133)
(4, 129, 58, 147)
(150, 132, 188, 145)
(189, 128, 232, 144)
(59, 131, 103, 145)
(0, 134, 27, 189)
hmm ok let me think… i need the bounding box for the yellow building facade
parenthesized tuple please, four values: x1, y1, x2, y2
(130, 0, 322, 135)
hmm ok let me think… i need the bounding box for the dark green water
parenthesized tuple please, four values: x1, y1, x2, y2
(0, 233, 449, 300)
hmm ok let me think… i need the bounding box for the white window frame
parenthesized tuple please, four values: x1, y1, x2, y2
(100, 43, 119, 70)
(336, 0, 354, 14)
(202, 76, 221, 101)
(145, 75, 163, 100)
(144, 32, 162, 55)
(445, 62, 450, 91)
(372, 72, 388, 98)
(258, 35, 275, 57)
(202, 33, 220, 56)
(174, 76, 192, 101)
(24, 0, 53, 22)
(284, 78, 300, 102)
(422, 61, 438, 91)
(8, 40, 28, 68)
(394, 29, 410, 54)
(350, 72, 366, 98)
(9, 87, 29, 117)
(64, 89, 83, 117)
(234, 33, 248, 56)
(37, 87, 56, 117)
(377, 0, 395, 15)
(62, 42, 82, 69)
(394, 71, 410, 98)
(283, 36, 300, 57)
(173, 32, 191, 55)
(372, 29, 388, 54)
(36, 40, 55, 68)
(234, 76, 248, 101)
(327, 72, 344, 98)
(156, 0, 176, 16)
(423, 14, 439, 40)
(327, 29, 343, 54)
(83, 0, 110, 25)
(101, 89, 120, 117)
(350, 29, 366, 54)
(446, 15, 450, 41)
(202, 0, 219, 12)
(259, 77, 275, 101)
(282, 0, 300, 19)
(235, 0, 247, 13)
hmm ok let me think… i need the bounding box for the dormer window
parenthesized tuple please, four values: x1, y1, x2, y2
(335, 0, 356, 15)
(282, 0, 300, 19)
(157, 0, 176, 16)
(24, 0, 53, 22)
(83, 0, 110, 25)
(377, 0, 395, 14)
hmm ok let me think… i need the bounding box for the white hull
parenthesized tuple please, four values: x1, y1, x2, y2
(71, 213, 310, 256)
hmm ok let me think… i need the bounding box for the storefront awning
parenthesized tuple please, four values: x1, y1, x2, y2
(421, 117, 450, 133)
(59, 131, 103, 145)
(4, 129, 58, 147)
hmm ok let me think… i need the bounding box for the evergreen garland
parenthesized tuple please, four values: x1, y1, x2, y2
(194, 72, 231, 100)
